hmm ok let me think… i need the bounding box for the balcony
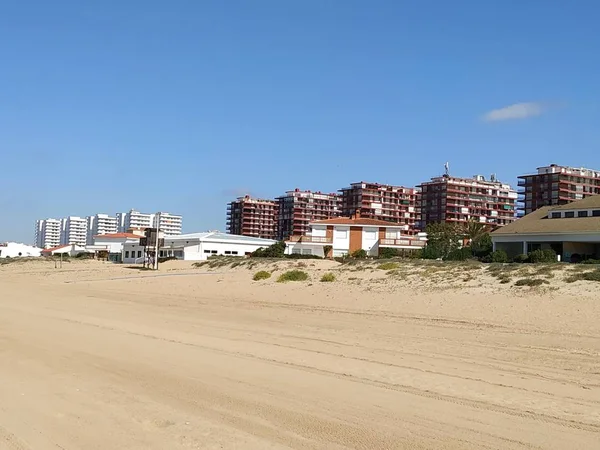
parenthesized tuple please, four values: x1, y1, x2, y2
(380, 238, 426, 248)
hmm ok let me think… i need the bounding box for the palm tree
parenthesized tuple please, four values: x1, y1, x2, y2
(464, 219, 488, 249)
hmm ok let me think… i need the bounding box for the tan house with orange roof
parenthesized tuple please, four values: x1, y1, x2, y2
(285, 211, 427, 258)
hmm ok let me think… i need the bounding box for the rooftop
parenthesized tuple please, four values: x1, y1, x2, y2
(492, 198, 600, 236)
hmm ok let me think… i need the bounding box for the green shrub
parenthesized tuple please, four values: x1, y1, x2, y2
(445, 247, 473, 261)
(378, 262, 400, 270)
(253, 270, 272, 281)
(565, 270, 600, 283)
(351, 249, 368, 259)
(528, 249, 557, 264)
(514, 278, 547, 287)
(378, 248, 400, 259)
(320, 273, 336, 282)
(277, 270, 309, 283)
(285, 253, 321, 260)
(251, 241, 286, 258)
(498, 274, 511, 284)
(490, 250, 508, 263)
(513, 254, 530, 264)
(581, 259, 600, 265)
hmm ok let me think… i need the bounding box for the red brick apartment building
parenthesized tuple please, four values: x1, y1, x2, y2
(518, 164, 600, 215)
(339, 182, 419, 235)
(276, 189, 341, 240)
(226, 195, 279, 240)
(418, 174, 518, 229)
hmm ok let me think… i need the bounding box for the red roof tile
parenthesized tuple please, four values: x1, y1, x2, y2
(41, 245, 70, 253)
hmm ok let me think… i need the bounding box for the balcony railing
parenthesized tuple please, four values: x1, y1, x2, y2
(380, 239, 426, 247)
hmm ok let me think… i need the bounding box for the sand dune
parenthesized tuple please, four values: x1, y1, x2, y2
(1, 258, 599, 449)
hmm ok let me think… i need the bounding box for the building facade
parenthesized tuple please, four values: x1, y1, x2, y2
(492, 195, 600, 262)
(276, 189, 341, 240)
(418, 174, 518, 229)
(60, 216, 88, 246)
(518, 164, 600, 215)
(155, 212, 183, 236)
(339, 181, 419, 235)
(284, 213, 426, 258)
(0, 242, 42, 258)
(35, 218, 62, 249)
(86, 214, 118, 244)
(226, 195, 278, 239)
(117, 209, 182, 235)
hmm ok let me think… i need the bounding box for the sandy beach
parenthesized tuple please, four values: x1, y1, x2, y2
(1, 258, 599, 449)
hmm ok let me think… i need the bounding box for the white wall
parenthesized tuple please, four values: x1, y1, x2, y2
(0, 243, 42, 258)
(362, 227, 379, 256)
(332, 226, 350, 254)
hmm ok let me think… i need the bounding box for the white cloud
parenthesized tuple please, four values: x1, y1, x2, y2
(482, 102, 545, 122)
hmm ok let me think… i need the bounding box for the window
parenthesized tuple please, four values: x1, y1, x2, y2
(138, 251, 142, 258)
(335, 230, 347, 239)
(578, 211, 588, 218)
(551, 212, 561, 219)
(211, 250, 217, 254)
(225, 251, 231, 255)
(125, 251, 130, 258)
(204, 250, 211, 254)
(593, 210, 600, 217)
(231, 251, 238, 255)
(564, 212, 575, 218)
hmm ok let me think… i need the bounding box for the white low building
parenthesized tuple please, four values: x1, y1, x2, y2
(0, 242, 42, 258)
(87, 232, 145, 262)
(122, 231, 276, 263)
(40, 244, 86, 257)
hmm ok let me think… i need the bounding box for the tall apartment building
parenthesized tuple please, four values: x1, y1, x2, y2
(116, 209, 183, 235)
(86, 214, 118, 244)
(518, 164, 600, 215)
(339, 181, 419, 235)
(117, 209, 153, 231)
(226, 195, 279, 239)
(418, 174, 518, 229)
(35, 218, 62, 249)
(276, 189, 341, 240)
(155, 212, 183, 236)
(60, 216, 88, 245)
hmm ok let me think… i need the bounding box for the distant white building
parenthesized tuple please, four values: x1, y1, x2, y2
(60, 216, 87, 246)
(0, 242, 42, 258)
(122, 231, 275, 263)
(41, 244, 86, 257)
(86, 214, 118, 245)
(87, 231, 145, 262)
(35, 219, 62, 249)
(117, 209, 182, 236)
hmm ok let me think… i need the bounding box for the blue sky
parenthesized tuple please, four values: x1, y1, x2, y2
(1, 1, 599, 242)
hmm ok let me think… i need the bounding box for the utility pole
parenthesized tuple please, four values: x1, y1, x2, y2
(154, 213, 161, 270)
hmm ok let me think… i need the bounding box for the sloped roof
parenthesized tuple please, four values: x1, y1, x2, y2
(492, 206, 600, 235)
(166, 231, 276, 245)
(550, 195, 600, 211)
(41, 244, 71, 253)
(311, 217, 405, 227)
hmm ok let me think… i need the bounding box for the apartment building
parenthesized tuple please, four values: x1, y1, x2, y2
(276, 189, 341, 240)
(35, 218, 62, 249)
(117, 209, 153, 231)
(226, 195, 279, 239)
(116, 209, 182, 235)
(518, 164, 600, 215)
(60, 216, 88, 246)
(155, 212, 183, 236)
(86, 213, 118, 244)
(418, 174, 518, 229)
(339, 181, 419, 235)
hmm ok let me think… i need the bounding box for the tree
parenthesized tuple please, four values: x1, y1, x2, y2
(424, 222, 462, 259)
(251, 241, 286, 258)
(464, 220, 492, 257)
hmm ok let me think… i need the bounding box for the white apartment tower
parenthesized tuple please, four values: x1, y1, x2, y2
(155, 212, 183, 236)
(86, 214, 118, 244)
(60, 216, 88, 246)
(117, 209, 182, 236)
(35, 219, 62, 249)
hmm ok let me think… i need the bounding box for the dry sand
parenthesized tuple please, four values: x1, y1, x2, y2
(1, 258, 599, 449)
